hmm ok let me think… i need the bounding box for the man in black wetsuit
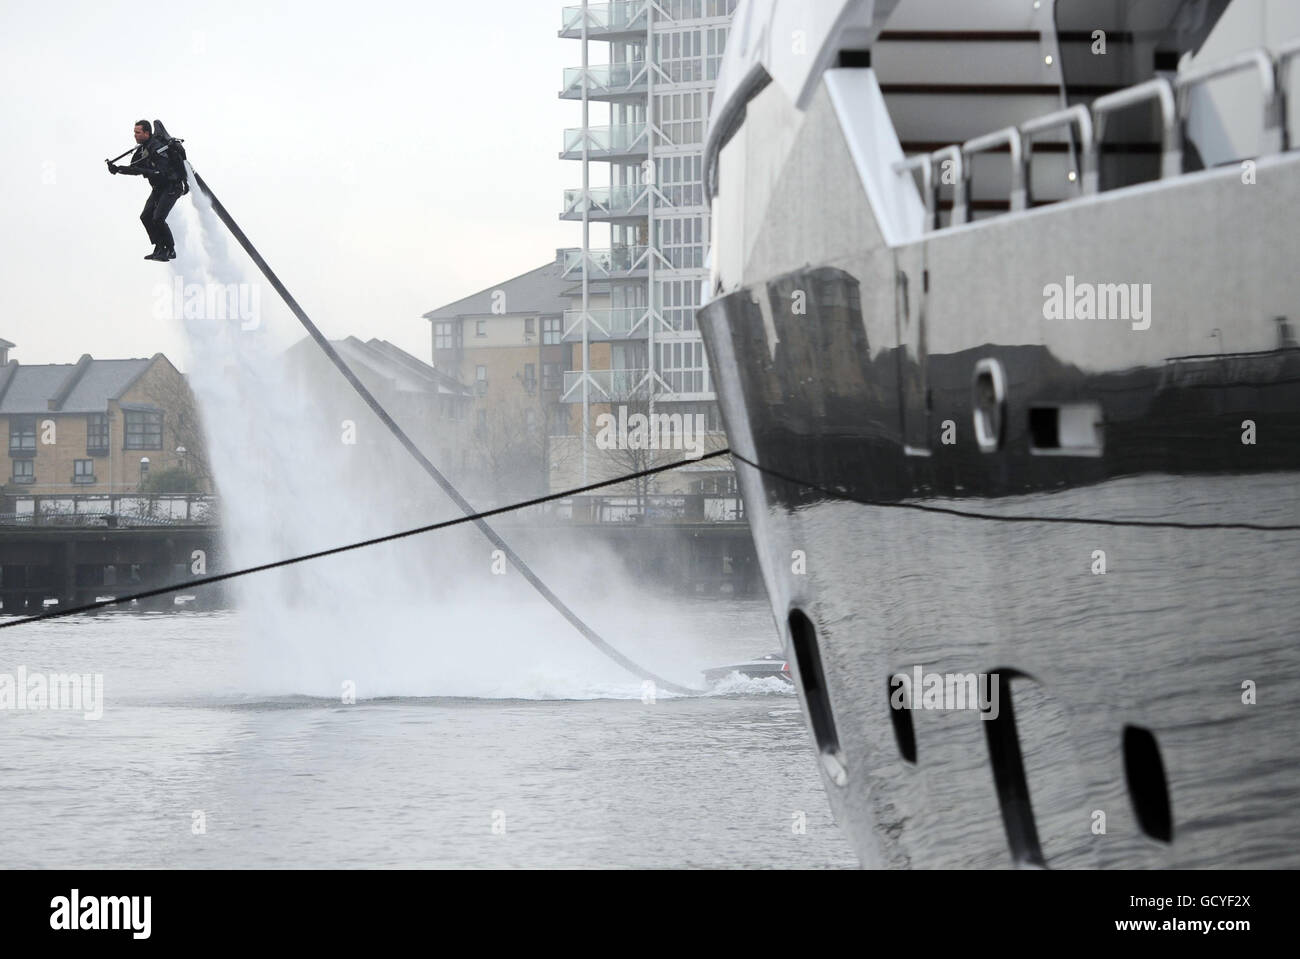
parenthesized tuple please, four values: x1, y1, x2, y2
(107, 120, 184, 261)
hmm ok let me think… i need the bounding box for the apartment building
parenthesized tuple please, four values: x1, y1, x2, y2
(423, 256, 573, 500)
(558, 0, 737, 486)
(0, 346, 207, 497)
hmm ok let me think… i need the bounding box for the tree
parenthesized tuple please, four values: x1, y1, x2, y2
(467, 394, 548, 504)
(141, 466, 202, 494)
(590, 392, 658, 518)
(138, 371, 213, 493)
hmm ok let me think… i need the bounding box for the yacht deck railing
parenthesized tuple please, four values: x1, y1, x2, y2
(895, 44, 1300, 231)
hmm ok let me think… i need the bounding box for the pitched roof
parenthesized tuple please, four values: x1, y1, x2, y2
(0, 356, 154, 414)
(62, 359, 154, 411)
(422, 258, 572, 321)
(282, 336, 471, 397)
(338, 337, 471, 396)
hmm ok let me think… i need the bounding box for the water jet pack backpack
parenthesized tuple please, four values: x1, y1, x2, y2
(152, 119, 189, 194)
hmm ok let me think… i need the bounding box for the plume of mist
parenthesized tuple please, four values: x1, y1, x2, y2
(163, 164, 709, 699)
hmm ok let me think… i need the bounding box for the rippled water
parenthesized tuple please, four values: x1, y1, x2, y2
(0, 602, 856, 868)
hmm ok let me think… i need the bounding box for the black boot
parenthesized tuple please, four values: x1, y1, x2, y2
(165, 247, 176, 260)
(144, 244, 166, 261)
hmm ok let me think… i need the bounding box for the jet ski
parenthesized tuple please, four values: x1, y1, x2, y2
(703, 652, 793, 684)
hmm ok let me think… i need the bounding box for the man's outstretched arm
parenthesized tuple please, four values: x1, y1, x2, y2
(107, 159, 146, 176)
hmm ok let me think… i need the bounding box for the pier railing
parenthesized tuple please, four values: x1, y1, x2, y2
(0, 494, 218, 528)
(510, 493, 746, 525)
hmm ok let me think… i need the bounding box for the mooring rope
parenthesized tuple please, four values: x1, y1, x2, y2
(4, 446, 1292, 632)
(725, 451, 1300, 532)
(0, 451, 733, 637)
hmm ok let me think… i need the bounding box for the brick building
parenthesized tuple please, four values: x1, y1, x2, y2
(0, 346, 207, 497)
(423, 256, 574, 500)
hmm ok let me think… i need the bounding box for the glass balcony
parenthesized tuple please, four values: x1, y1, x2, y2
(560, 1, 649, 38)
(561, 368, 650, 403)
(562, 308, 648, 341)
(561, 184, 649, 220)
(561, 246, 653, 276)
(561, 123, 649, 159)
(560, 61, 647, 99)
(656, 367, 713, 398)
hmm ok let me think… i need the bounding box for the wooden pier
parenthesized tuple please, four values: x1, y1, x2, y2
(0, 494, 225, 613)
(0, 492, 762, 616)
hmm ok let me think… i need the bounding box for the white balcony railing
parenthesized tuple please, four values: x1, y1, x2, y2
(561, 1, 649, 35)
(560, 61, 647, 98)
(563, 307, 647, 340)
(560, 245, 653, 276)
(561, 368, 650, 402)
(559, 367, 713, 402)
(561, 184, 649, 219)
(562, 123, 649, 156)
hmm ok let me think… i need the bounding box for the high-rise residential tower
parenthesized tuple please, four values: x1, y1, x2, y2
(558, 0, 739, 482)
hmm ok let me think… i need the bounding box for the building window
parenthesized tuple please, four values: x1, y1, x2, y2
(8, 415, 37, 454)
(73, 459, 95, 485)
(523, 363, 536, 392)
(525, 318, 536, 337)
(661, 400, 723, 432)
(656, 152, 704, 208)
(654, 28, 704, 84)
(12, 459, 34, 484)
(525, 408, 537, 430)
(542, 317, 561, 345)
(476, 319, 487, 337)
(698, 473, 737, 495)
(542, 362, 560, 391)
(656, 93, 706, 151)
(656, 340, 709, 394)
(434, 322, 457, 350)
(86, 413, 109, 453)
(546, 406, 569, 437)
(476, 365, 487, 395)
(124, 409, 163, 450)
(659, 279, 702, 333)
(705, 26, 729, 80)
(475, 410, 487, 433)
(655, 214, 706, 270)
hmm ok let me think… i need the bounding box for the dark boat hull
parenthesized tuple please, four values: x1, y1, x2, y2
(698, 154, 1300, 868)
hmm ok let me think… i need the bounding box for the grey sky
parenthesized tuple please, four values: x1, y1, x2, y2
(1, 0, 602, 367)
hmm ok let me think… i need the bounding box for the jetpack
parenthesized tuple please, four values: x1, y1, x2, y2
(151, 119, 189, 194)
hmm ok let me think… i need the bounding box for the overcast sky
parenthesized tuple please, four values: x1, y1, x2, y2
(1, 0, 606, 368)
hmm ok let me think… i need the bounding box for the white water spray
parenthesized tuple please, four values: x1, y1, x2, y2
(164, 165, 697, 699)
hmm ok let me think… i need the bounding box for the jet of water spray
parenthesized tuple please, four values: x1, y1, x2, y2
(162, 163, 686, 699)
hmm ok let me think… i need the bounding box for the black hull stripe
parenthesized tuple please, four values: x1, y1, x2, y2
(729, 451, 1300, 532)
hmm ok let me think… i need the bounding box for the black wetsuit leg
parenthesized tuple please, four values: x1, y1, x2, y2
(141, 183, 182, 249)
